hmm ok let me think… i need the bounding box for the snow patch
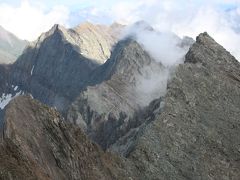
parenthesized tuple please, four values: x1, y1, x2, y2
(31, 65, 35, 75)
(0, 91, 22, 110)
(14, 86, 18, 91)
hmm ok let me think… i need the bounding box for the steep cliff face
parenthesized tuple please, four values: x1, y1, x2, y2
(127, 33, 240, 180)
(67, 38, 165, 149)
(5, 22, 123, 114)
(0, 96, 138, 180)
(0, 26, 27, 64)
(10, 25, 99, 113)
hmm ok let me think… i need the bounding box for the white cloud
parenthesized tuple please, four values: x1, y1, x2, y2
(123, 23, 186, 67)
(1, 0, 240, 60)
(108, 0, 240, 60)
(122, 23, 191, 107)
(0, 0, 70, 41)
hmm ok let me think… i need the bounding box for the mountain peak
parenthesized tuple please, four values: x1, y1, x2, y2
(42, 24, 69, 40)
(48, 24, 66, 34)
(196, 32, 217, 46)
(186, 32, 239, 69)
(73, 22, 123, 64)
(51, 24, 59, 31)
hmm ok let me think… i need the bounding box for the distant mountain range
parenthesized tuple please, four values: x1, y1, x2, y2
(0, 22, 240, 180)
(0, 26, 28, 64)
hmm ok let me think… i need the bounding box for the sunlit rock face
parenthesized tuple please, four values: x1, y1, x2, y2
(74, 22, 124, 64)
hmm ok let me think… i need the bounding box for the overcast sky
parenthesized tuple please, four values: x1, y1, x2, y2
(0, 0, 240, 59)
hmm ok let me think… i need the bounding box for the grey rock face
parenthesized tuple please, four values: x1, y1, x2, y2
(0, 96, 139, 180)
(4, 23, 122, 114)
(0, 26, 28, 64)
(0, 64, 24, 127)
(0, 23, 239, 180)
(10, 25, 99, 113)
(127, 32, 240, 180)
(68, 38, 164, 149)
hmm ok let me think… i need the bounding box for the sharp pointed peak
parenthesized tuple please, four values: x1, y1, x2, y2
(185, 32, 239, 67)
(196, 32, 214, 44)
(44, 24, 69, 38)
(49, 24, 67, 34)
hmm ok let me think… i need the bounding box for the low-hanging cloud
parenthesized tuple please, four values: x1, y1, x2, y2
(122, 23, 191, 106)
(135, 66, 170, 106)
(122, 22, 188, 67)
(109, 0, 240, 60)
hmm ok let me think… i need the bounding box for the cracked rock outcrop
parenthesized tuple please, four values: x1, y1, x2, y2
(0, 96, 139, 180)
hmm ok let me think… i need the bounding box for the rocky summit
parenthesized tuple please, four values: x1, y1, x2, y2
(9, 24, 99, 113)
(0, 21, 239, 180)
(0, 22, 123, 115)
(127, 32, 240, 180)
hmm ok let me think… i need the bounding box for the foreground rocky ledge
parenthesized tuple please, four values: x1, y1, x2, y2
(0, 96, 138, 180)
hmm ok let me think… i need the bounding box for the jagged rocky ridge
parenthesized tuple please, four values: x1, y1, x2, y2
(67, 38, 165, 150)
(0, 22, 122, 115)
(0, 96, 139, 180)
(0, 22, 239, 180)
(10, 24, 99, 113)
(67, 26, 193, 151)
(127, 33, 240, 180)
